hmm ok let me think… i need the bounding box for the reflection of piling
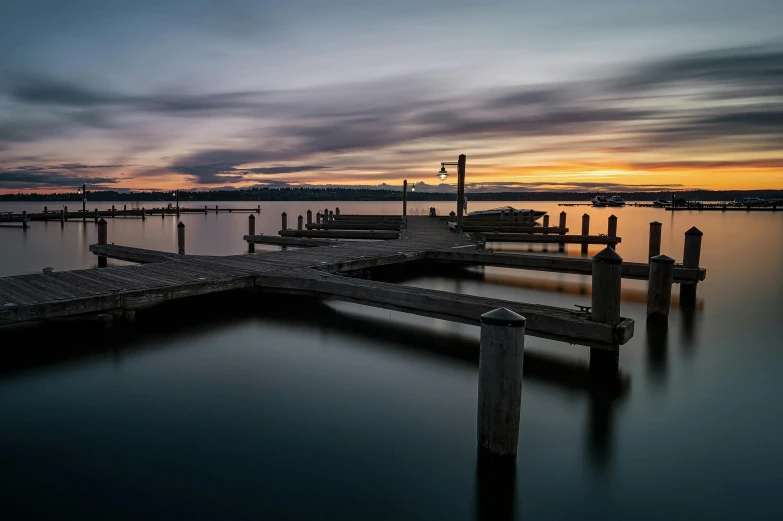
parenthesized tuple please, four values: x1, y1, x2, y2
(680, 227, 702, 308)
(97, 218, 107, 268)
(248, 215, 255, 253)
(177, 222, 185, 254)
(477, 308, 525, 462)
(648, 221, 662, 260)
(647, 255, 675, 318)
(474, 456, 517, 521)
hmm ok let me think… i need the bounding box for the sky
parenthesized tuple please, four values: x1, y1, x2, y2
(1, 0, 781, 193)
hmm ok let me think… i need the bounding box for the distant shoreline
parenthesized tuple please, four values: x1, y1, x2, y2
(1, 188, 782, 203)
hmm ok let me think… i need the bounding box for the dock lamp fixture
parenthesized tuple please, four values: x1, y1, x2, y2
(438, 162, 458, 182)
(411, 183, 416, 192)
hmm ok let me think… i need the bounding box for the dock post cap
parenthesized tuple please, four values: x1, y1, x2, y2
(650, 254, 675, 264)
(282, 211, 287, 216)
(249, 214, 255, 219)
(583, 213, 590, 217)
(650, 221, 662, 225)
(685, 226, 703, 236)
(177, 221, 184, 228)
(609, 214, 617, 219)
(98, 218, 107, 224)
(592, 247, 623, 264)
(560, 210, 566, 214)
(480, 307, 526, 327)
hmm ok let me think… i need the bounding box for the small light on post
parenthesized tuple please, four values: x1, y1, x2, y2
(411, 183, 416, 192)
(438, 164, 449, 182)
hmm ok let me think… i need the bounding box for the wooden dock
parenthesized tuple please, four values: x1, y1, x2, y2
(0, 216, 635, 349)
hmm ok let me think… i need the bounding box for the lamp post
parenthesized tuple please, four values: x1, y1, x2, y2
(436, 154, 467, 229)
(77, 184, 86, 222)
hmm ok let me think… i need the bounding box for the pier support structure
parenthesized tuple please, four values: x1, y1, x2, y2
(647, 255, 674, 318)
(680, 227, 703, 308)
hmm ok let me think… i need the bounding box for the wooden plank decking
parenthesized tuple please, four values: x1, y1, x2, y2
(0, 217, 635, 348)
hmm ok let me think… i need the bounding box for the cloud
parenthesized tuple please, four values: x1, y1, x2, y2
(0, 169, 116, 189)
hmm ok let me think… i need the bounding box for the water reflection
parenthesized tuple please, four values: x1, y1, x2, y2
(646, 317, 669, 384)
(474, 456, 517, 521)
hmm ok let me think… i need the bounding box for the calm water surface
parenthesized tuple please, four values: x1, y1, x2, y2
(1, 201, 782, 520)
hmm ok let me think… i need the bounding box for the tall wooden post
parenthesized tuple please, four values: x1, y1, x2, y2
(111, 205, 115, 218)
(94, 208, 99, 224)
(680, 227, 703, 308)
(176, 190, 180, 216)
(257, 204, 261, 213)
(307, 209, 313, 225)
(64, 206, 68, 220)
(647, 255, 674, 318)
(141, 207, 146, 221)
(456, 154, 466, 230)
(329, 210, 334, 221)
(44, 206, 48, 213)
(281, 212, 288, 230)
(335, 207, 340, 216)
(607, 215, 618, 250)
(403, 180, 408, 216)
(177, 221, 185, 254)
(558, 211, 567, 252)
(477, 308, 526, 461)
(82, 184, 86, 222)
(324, 208, 329, 222)
(581, 214, 590, 255)
(248, 214, 255, 253)
(298, 215, 303, 230)
(204, 205, 208, 215)
(542, 214, 550, 235)
(648, 221, 662, 260)
(316, 212, 322, 225)
(97, 218, 108, 268)
(22, 211, 27, 230)
(591, 247, 622, 325)
(60, 209, 64, 227)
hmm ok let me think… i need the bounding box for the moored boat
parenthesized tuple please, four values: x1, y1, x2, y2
(467, 206, 546, 221)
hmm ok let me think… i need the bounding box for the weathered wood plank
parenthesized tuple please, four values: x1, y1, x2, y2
(279, 229, 400, 240)
(482, 233, 621, 244)
(243, 235, 339, 247)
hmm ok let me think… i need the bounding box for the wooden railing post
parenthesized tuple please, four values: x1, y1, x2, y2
(558, 211, 567, 252)
(281, 212, 288, 230)
(607, 215, 618, 250)
(94, 208, 99, 224)
(298, 215, 304, 230)
(647, 255, 675, 318)
(22, 211, 27, 230)
(591, 247, 622, 325)
(543, 215, 550, 235)
(307, 209, 313, 225)
(141, 207, 146, 221)
(316, 212, 322, 225)
(478, 308, 526, 462)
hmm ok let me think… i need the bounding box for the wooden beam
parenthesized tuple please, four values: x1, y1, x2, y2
(243, 235, 338, 247)
(425, 250, 705, 283)
(254, 271, 633, 347)
(88, 244, 181, 264)
(451, 223, 568, 234)
(279, 229, 400, 240)
(305, 222, 401, 231)
(481, 233, 621, 244)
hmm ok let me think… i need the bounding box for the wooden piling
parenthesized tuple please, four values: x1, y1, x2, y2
(215, 205, 219, 214)
(647, 255, 674, 318)
(44, 206, 48, 213)
(257, 205, 261, 213)
(449, 211, 456, 223)
(648, 222, 662, 260)
(64, 206, 68, 221)
(527, 210, 535, 224)
(591, 247, 622, 325)
(60, 209, 64, 227)
(329, 210, 334, 221)
(141, 207, 146, 221)
(248, 215, 255, 253)
(477, 307, 526, 461)
(176, 190, 180, 216)
(22, 211, 27, 230)
(97, 218, 108, 268)
(111, 205, 115, 218)
(177, 221, 185, 254)
(298, 215, 304, 230)
(581, 214, 590, 255)
(124, 205, 127, 212)
(542, 215, 550, 235)
(335, 207, 340, 216)
(558, 212, 566, 252)
(324, 208, 329, 222)
(307, 210, 313, 225)
(282, 212, 288, 230)
(680, 227, 703, 307)
(94, 208, 99, 224)
(205, 205, 208, 215)
(456, 154, 466, 229)
(316, 212, 322, 225)
(607, 215, 618, 250)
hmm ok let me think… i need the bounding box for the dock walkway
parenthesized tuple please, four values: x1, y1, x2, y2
(0, 217, 634, 348)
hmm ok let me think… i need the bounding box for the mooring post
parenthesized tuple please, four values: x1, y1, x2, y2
(581, 214, 590, 255)
(176, 221, 185, 254)
(542, 214, 550, 235)
(215, 205, 219, 214)
(204, 205, 207, 215)
(162, 208, 165, 219)
(111, 205, 115, 218)
(592, 247, 623, 325)
(307, 209, 313, 225)
(44, 206, 48, 213)
(298, 215, 303, 230)
(324, 208, 329, 222)
(329, 210, 334, 221)
(22, 211, 27, 230)
(335, 207, 340, 217)
(176, 189, 180, 216)
(141, 207, 146, 221)
(558, 211, 567, 252)
(97, 218, 108, 268)
(607, 214, 618, 250)
(124, 204, 127, 212)
(403, 179, 408, 217)
(449, 211, 456, 223)
(257, 204, 261, 213)
(648, 221, 662, 260)
(60, 209, 64, 227)
(94, 208, 99, 224)
(281, 212, 288, 230)
(647, 255, 675, 318)
(64, 206, 68, 221)
(680, 227, 703, 308)
(456, 154, 466, 230)
(477, 307, 526, 462)
(316, 212, 322, 225)
(248, 214, 256, 253)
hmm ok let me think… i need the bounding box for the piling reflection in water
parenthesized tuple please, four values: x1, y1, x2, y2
(474, 456, 517, 521)
(646, 317, 670, 384)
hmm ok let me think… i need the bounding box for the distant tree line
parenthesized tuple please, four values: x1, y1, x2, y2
(1, 186, 781, 202)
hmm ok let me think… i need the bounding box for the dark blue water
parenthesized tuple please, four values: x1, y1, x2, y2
(1, 201, 782, 520)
